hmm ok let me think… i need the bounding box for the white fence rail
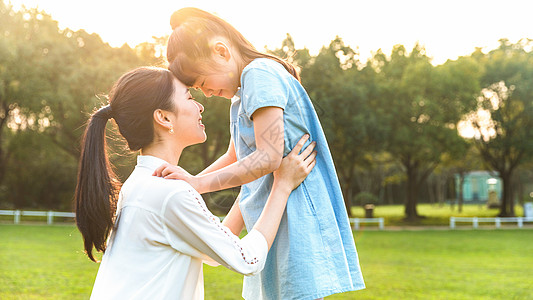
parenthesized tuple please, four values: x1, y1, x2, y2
(0, 210, 75, 224)
(1, 210, 385, 230)
(349, 217, 384, 230)
(450, 216, 533, 229)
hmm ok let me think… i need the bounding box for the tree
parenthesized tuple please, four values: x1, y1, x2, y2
(3, 129, 77, 209)
(0, 2, 148, 209)
(374, 44, 480, 220)
(297, 37, 388, 216)
(466, 39, 533, 217)
(438, 141, 483, 212)
(0, 2, 50, 186)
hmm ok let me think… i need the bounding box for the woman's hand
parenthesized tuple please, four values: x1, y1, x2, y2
(152, 164, 200, 190)
(253, 134, 317, 249)
(273, 134, 317, 191)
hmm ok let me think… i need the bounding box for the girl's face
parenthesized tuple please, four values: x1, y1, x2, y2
(192, 43, 242, 99)
(194, 71, 239, 99)
(171, 78, 206, 145)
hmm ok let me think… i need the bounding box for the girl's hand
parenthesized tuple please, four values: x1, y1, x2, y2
(152, 164, 200, 190)
(273, 134, 317, 191)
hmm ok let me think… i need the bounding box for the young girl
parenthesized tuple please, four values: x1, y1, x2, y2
(74, 66, 316, 299)
(161, 7, 365, 300)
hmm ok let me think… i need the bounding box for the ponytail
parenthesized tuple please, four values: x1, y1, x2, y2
(74, 67, 176, 262)
(74, 105, 120, 262)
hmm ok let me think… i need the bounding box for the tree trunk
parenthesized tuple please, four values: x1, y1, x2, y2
(0, 146, 5, 187)
(341, 183, 353, 217)
(516, 177, 524, 206)
(387, 183, 393, 205)
(499, 171, 515, 217)
(345, 186, 353, 218)
(0, 101, 8, 187)
(404, 166, 420, 221)
(437, 175, 446, 207)
(340, 164, 355, 218)
(458, 174, 465, 213)
(427, 179, 435, 204)
(510, 174, 517, 216)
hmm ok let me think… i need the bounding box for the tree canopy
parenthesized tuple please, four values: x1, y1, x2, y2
(466, 39, 533, 216)
(1, 2, 532, 220)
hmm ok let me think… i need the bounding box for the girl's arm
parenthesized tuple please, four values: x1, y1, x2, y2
(197, 139, 237, 176)
(155, 107, 285, 194)
(162, 135, 316, 275)
(194, 106, 284, 193)
(221, 197, 244, 236)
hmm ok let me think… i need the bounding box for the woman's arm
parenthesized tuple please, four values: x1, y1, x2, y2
(197, 139, 237, 176)
(162, 135, 316, 275)
(252, 134, 316, 248)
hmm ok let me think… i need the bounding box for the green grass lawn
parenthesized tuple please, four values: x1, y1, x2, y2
(1, 224, 532, 299)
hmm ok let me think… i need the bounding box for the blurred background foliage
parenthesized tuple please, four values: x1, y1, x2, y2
(1, 2, 533, 220)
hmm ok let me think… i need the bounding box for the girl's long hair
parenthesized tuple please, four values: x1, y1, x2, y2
(166, 7, 300, 87)
(74, 67, 175, 262)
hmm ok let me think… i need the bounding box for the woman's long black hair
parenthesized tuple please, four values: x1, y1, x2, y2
(74, 67, 175, 262)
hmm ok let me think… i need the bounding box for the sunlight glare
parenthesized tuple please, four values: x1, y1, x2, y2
(8, 0, 533, 65)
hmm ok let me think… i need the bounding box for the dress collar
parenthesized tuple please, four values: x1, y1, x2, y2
(136, 155, 172, 172)
(232, 88, 242, 104)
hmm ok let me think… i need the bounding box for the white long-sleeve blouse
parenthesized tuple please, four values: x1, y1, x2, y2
(90, 155, 268, 300)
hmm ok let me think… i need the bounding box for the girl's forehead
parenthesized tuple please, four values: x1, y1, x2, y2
(191, 76, 205, 89)
(172, 78, 189, 93)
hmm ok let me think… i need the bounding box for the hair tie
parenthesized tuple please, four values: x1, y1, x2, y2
(94, 105, 113, 120)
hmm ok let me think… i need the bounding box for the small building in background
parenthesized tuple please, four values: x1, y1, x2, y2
(455, 171, 502, 204)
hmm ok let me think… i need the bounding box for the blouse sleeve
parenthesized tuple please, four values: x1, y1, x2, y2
(241, 66, 289, 120)
(161, 183, 268, 276)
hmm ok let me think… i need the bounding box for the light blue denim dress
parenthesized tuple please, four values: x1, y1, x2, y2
(231, 58, 365, 300)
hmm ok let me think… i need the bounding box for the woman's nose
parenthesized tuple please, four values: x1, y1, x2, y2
(195, 101, 204, 113)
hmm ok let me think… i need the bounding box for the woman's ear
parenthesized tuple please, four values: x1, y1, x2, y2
(213, 41, 231, 62)
(153, 109, 173, 132)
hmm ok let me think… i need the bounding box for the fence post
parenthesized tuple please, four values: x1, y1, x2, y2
(379, 218, 384, 230)
(14, 210, 20, 224)
(495, 217, 501, 228)
(450, 217, 455, 229)
(354, 219, 360, 230)
(47, 211, 53, 225)
(473, 217, 478, 229)
(518, 217, 523, 228)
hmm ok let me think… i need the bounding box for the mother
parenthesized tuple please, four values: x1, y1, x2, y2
(74, 66, 315, 299)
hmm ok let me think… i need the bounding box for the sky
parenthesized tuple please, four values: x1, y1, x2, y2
(9, 0, 533, 65)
